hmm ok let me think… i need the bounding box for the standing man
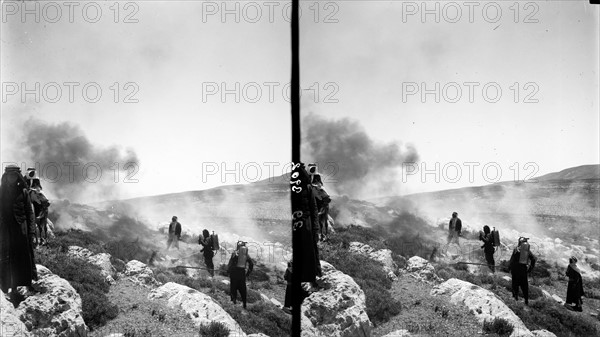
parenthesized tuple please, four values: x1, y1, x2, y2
(447, 212, 462, 246)
(199, 229, 215, 277)
(509, 237, 536, 305)
(28, 178, 50, 247)
(166, 216, 181, 250)
(0, 165, 38, 307)
(479, 225, 495, 273)
(228, 241, 254, 309)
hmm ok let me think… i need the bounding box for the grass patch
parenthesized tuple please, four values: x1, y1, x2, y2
(482, 317, 514, 336)
(199, 321, 230, 337)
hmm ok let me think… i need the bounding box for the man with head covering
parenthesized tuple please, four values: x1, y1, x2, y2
(199, 229, 215, 277)
(0, 165, 38, 307)
(447, 212, 462, 245)
(508, 237, 536, 305)
(27, 177, 50, 246)
(166, 216, 181, 250)
(227, 241, 254, 309)
(565, 256, 584, 312)
(479, 225, 496, 273)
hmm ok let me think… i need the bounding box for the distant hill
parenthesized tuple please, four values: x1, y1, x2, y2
(533, 164, 600, 181)
(375, 165, 600, 243)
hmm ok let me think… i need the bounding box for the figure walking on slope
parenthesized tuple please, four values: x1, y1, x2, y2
(166, 216, 182, 250)
(447, 212, 462, 246)
(228, 241, 254, 309)
(509, 237, 536, 305)
(564, 256, 584, 312)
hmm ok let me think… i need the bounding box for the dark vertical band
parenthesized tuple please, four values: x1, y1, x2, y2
(290, 0, 301, 336)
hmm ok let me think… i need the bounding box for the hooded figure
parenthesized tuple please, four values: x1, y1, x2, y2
(565, 256, 584, 312)
(166, 216, 181, 250)
(312, 178, 331, 241)
(0, 165, 38, 306)
(479, 225, 495, 273)
(199, 229, 215, 277)
(227, 242, 254, 308)
(509, 237, 536, 305)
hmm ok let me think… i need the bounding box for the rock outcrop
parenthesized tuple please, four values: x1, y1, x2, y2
(148, 282, 245, 337)
(301, 261, 371, 337)
(431, 278, 533, 337)
(1, 292, 31, 337)
(381, 330, 413, 337)
(349, 242, 398, 281)
(531, 329, 557, 337)
(124, 260, 161, 287)
(406, 256, 439, 282)
(15, 265, 88, 337)
(68, 246, 116, 284)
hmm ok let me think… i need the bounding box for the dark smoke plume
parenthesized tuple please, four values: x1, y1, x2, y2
(302, 114, 418, 198)
(18, 118, 139, 202)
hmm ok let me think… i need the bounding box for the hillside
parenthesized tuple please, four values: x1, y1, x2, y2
(534, 165, 600, 181)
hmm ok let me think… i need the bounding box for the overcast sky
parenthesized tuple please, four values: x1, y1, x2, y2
(1, 1, 598, 202)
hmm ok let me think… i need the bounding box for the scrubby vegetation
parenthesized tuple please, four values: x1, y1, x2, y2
(320, 236, 401, 325)
(37, 233, 118, 330)
(482, 317, 514, 336)
(198, 321, 230, 337)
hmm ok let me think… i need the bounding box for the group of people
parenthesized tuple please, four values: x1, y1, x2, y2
(0, 165, 51, 307)
(452, 211, 586, 312)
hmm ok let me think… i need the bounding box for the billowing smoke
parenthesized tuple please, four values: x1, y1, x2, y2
(15, 118, 139, 202)
(302, 114, 418, 198)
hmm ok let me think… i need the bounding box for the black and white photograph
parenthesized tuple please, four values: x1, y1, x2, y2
(1, 1, 599, 336)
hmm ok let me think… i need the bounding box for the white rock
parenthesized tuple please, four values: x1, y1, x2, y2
(149, 282, 245, 337)
(350, 242, 399, 281)
(124, 260, 160, 287)
(502, 276, 512, 282)
(68, 246, 116, 284)
(551, 294, 564, 305)
(431, 278, 533, 337)
(554, 238, 562, 245)
(381, 329, 413, 337)
(301, 261, 371, 337)
(531, 329, 557, 337)
(270, 298, 283, 308)
(248, 334, 270, 337)
(1, 292, 31, 337)
(221, 279, 230, 285)
(260, 293, 270, 302)
(15, 265, 88, 337)
(406, 256, 438, 282)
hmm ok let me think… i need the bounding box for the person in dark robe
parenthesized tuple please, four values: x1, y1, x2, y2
(508, 237, 536, 305)
(0, 165, 38, 307)
(166, 216, 181, 250)
(479, 225, 495, 273)
(565, 256, 584, 312)
(228, 242, 254, 309)
(283, 260, 293, 313)
(199, 229, 215, 277)
(296, 164, 321, 285)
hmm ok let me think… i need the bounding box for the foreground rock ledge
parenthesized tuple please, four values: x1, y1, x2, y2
(431, 278, 535, 337)
(16, 265, 88, 337)
(148, 282, 246, 337)
(301, 260, 372, 337)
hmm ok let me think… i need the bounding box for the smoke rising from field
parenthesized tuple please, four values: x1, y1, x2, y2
(13, 118, 139, 203)
(302, 114, 419, 199)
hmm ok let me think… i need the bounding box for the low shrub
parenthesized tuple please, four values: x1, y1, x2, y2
(249, 268, 269, 282)
(36, 247, 118, 330)
(199, 321, 230, 337)
(530, 259, 552, 278)
(482, 317, 514, 336)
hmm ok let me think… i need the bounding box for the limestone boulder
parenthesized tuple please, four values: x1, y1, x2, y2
(301, 261, 371, 337)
